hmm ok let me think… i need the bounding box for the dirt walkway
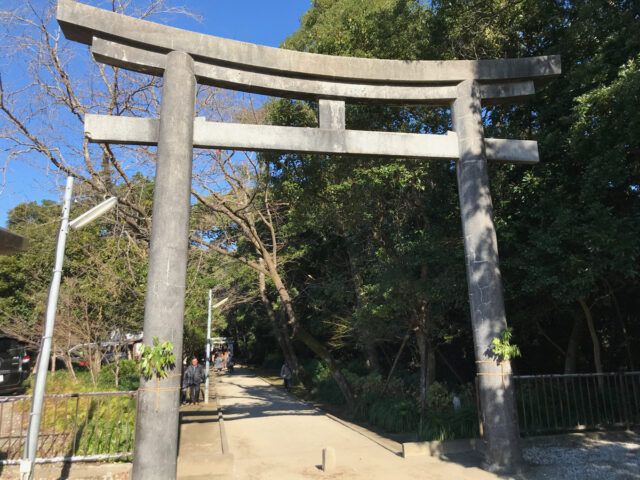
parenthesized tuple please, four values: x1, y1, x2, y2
(215, 368, 502, 480)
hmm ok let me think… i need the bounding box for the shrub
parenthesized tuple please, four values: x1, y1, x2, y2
(344, 370, 404, 397)
(344, 358, 370, 376)
(303, 358, 324, 380)
(301, 359, 347, 405)
(453, 382, 476, 407)
(425, 381, 453, 412)
(353, 393, 377, 421)
(309, 360, 345, 404)
(419, 406, 479, 441)
(262, 352, 284, 370)
(353, 394, 418, 433)
(98, 359, 139, 391)
(24, 369, 95, 395)
(315, 377, 346, 405)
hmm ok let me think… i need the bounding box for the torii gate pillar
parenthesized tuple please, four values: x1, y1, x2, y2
(132, 51, 196, 479)
(453, 80, 521, 467)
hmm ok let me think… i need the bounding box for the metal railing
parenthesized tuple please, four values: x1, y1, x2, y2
(0, 391, 137, 464)
(513, 372, 640, 436)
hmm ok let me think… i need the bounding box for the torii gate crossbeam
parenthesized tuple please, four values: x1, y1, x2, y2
(51, 1, 560, 477)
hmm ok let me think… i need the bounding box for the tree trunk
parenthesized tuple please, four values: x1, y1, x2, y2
(31, 349, 41, 375)
(578, 298, 603, 375)
(537, 321, 566, 359)
(363, 342, 380, 373)
(258, 259, 312, 391)
(347, 249, 380, 372)
(381, 324, 414, 395)
(63, 354, 77, 382)
(265, 256, 355, 410)
(436, 349, 465, 384)
(605, 280, 635, 370)
(427, 342, 436, 388)
(115, 356, 120, 388)
(87, 343, 97, 387)
(291, 322, 355, 410)
(416, 265, 435, 428)
(50, 349, 56, 373)
(564, 315, 584, 374)
(579, 298, 604, 389)
(416, 327, 436, 430)
(416, 328, 427, 425)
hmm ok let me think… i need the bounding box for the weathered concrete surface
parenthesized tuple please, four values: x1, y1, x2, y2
(131, 51, 196, 480)
(176, 392, 232, 480)
(90, 38, 538, 105)
(402, 438, 484, 458)
(452, 80, 522, 470)
(0, 462, 131, 479)
(215, 368, 503, 480)
(57, 0, 560, 86)
(318, 100, 345, 130)
(84, 115, 540, 164)
(0, 228, 28, 255)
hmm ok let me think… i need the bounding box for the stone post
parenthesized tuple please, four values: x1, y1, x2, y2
(318, 99, 345, 130)
(451, 80, 522, 470)
(132, 51, 196, 480)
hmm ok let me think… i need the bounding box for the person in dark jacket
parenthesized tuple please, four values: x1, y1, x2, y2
(183, 357, 205, 405)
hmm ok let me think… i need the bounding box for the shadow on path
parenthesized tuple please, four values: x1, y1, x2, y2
(215, 367, 506, 480)
(216, 368, 321, 420)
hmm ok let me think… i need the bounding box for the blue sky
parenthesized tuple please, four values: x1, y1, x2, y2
(0, 0, 310, 226)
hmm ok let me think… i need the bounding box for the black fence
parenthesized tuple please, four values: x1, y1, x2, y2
(513, 372, 640, 436)
(0, 391, 137, 464)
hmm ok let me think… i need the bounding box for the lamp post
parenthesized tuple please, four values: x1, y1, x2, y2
(204, 294, 228, 404)
(20, 177, 117, 480)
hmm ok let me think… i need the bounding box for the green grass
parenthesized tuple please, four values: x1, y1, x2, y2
(18, 363, 138, 458)
(23, 361, 139, 396)
(418, 407, 479, 441)
(35, 394, 137, 456)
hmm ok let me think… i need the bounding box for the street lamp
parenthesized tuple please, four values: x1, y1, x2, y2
(69, 196, 117, 230)
(204, 291, 229, 404)
(20, 177, 117, 480)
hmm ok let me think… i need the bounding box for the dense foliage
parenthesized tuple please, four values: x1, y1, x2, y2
(269, 0, 640, 379)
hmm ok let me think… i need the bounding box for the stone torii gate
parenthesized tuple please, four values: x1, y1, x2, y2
(56, 1, 560, 477)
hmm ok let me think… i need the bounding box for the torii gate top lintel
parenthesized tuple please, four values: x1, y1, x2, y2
(57, 0, 560, 92)
(57, 0, 561, 165)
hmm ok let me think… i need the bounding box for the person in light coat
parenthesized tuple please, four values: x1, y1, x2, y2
(280, 361, 292, 391)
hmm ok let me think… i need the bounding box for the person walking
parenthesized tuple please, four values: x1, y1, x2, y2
(223, 350, 230, 370)
(214, 352, 224, 373)
(280, 361, 292, 392)
(183, 357, 205, 405)
(227, 353, 235, 374)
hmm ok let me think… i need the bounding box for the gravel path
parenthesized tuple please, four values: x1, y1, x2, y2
(521, 432, 640, 480)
